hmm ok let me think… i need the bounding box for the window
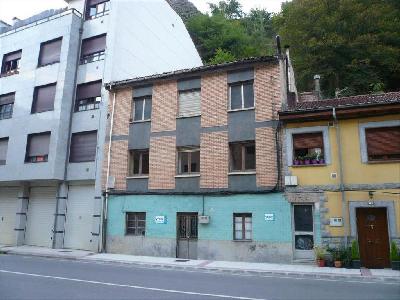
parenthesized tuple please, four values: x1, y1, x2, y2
(126, 212, 146, 236)
(25, 132, 50, 163)
(178, 89, 201, 117)
(229, 81, 254, 110)
(38, 37, 62, 67)
(69, 131, 97, 163)
(1, 50, 21, 76)
(177, 148, 200, 175)
(80, 34, 106, 64)
(293, 205, 314, 251)
(233, 213, 252, 240)
(75, 81, 102, 112)
(365, 126, 400, 162)
(0, 93, 14, 120)
(86, 0, 110, 20)
(128, 150, 149, 176)
(31, 83, 57, 113)
(133, 97, 152, 121)
(230, 142, 255, 172)
(292, 132, 325, 165)
(0, 137, 9, 165)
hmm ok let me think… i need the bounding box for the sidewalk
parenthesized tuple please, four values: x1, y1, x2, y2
(1, 245, 399, 282)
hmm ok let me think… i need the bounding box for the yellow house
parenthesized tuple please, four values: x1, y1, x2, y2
(279, 92, 400, 268)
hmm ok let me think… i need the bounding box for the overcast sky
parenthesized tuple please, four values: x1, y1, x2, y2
(0, 0, 285, 24)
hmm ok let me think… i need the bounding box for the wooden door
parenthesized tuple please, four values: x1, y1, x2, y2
(177, 213, 198, 260)
(356, 208, 390, 268)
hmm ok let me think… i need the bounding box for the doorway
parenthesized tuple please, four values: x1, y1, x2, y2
(356, 208, 390, 268)
(177, 213, 198, 259)
(293, 204, 314, 260)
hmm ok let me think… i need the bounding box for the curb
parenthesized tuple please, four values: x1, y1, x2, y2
(3, 252, 400, 283)
(81, 257, 400, 283)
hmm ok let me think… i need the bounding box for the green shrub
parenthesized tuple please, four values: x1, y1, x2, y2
(390, 241, 400, 261)
(351, 240, 360, 260)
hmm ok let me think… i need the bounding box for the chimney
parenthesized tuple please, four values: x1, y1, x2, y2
(314, 75, 321, 94)
(12, 17, 20, 26)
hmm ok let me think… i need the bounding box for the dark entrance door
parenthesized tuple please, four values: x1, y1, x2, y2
(177, 213, 198, 259)
(356, 208, 390, 268)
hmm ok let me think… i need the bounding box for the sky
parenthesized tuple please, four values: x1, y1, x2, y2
(0, 0, 284, 24)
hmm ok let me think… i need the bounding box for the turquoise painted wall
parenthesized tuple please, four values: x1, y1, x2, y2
(107, 193, 294, 242)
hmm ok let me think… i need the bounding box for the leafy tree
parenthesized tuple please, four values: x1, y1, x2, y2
(273, 0, 400, 97)
(209, 0, 244, 19)
(186, 1, 275, 64)
(209, 48, 236, 64)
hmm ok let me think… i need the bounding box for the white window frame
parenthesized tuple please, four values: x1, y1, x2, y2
(133, 97, 151, 122)
(176, 147, 200, 176)
(286, 126, 331, 167)
(358, 120, 400, 163)
(228, 81, 254, 111)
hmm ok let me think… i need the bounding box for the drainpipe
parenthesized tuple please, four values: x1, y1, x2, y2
(332, 108, 348, 246)
(101, 89, 116, 252)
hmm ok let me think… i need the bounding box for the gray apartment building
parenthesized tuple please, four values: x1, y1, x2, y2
(0, 0, 201, 252)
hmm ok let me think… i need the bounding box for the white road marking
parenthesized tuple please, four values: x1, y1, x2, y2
(0, 269, 267, 300)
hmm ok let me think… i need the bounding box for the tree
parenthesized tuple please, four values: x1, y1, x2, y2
(273, 0, 400, 97)
(186, 1, 275, 64)
(209, 0, 244, 19)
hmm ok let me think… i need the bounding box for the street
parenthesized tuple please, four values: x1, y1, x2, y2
(0, 255, 399, 300)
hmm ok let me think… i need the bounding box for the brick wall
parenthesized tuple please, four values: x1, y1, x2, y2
(108, 140, 129, 190)
(200, 131, 229, 188)
(201, 73, 228, 127)
(102, 88, 132, 190)
(254, 64, 281, 121)
(151, 81, 177, 132)
(113, 88, 132, 135)
(256, 127, 277, 187)
(148, 136, 176, 190)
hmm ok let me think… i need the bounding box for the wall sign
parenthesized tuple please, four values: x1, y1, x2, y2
(264, 213, 275, 221)
(154, 216, 167, 224)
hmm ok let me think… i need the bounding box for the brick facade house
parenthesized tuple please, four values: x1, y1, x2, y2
(102, 57, 297, 262)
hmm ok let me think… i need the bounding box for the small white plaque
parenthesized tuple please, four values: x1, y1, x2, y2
(154, 216, 167, 224)
(264, 213, 275, 221)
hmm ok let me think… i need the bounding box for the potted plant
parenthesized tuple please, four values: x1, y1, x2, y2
(304, 154, 311, 165)
(318, 155, 325, 164)
(293, 157, 301, 165)
(351, 240, 361, 269)
(310, 152, 319, 165)
(390, 241, 400, 270)
(314, 246, 327, 267)
(332, 247, 346, 268)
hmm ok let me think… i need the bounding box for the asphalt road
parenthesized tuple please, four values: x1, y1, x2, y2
(0, 255, 399, 300)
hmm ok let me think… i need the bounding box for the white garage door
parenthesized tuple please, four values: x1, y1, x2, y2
(0, 188, 19, 245)
(25, 187, 56, 248)
(63, 185, 95, 250)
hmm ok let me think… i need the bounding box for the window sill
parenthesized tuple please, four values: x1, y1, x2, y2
(291, 164, 327, 168)
(130, 119, 151, 124)
(74, 108, 100, 113)
(79, 57, 105, 65)
(0, 71, 19, 78)
(366, 160, 400, 164)
(176, 114, 201, 119)
(37, 61, 60, 68)
(228, 171, 256, 176)
(85, 11, 110, 21)
(25, 161, 48, 164)
(31, 109, 54, 115)
(126, 175, 149, 179)
(69, 160, 96, 164)
(175, 174, 200, 178)
(228, 107, 255, 113)
(233, 239, 253, 242)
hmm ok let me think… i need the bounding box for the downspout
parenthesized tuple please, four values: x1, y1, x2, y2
(102, 88, 116, 252)
(332, 108, 348, 245)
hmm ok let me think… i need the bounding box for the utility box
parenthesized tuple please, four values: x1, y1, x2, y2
(330, 217, 343, 227)
(198, 215, 210, 224)
(285, 176, 298, 186)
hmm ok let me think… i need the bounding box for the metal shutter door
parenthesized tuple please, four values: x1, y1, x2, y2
(25, 187, 56, 247)
(0, 188, 18, 245)
(63, 185, 94, 250)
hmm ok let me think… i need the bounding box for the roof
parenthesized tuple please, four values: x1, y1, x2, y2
(281, 92, 400, 114)
(105, 56, 278, 90)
